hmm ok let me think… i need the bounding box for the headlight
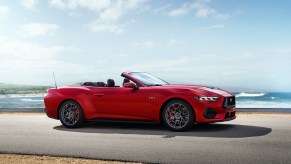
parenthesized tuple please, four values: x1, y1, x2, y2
(195, 96, 219, 102)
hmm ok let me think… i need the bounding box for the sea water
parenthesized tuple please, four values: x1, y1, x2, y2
(0, 92, 291, 109)
(235, 92, 291, 108)
(0, 94, 45, 108)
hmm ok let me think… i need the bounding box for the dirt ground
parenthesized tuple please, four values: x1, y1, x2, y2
(0, 154, 140, 164)
(236, 112, 291, 118)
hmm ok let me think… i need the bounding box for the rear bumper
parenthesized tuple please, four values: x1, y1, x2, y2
(44, 107, 58, 120)
(44, 94, 60, 120)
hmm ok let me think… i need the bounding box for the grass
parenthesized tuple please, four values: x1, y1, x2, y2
(0, 83, 52, 95)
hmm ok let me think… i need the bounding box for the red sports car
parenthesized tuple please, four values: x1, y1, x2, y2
(44, 72, 236, 131)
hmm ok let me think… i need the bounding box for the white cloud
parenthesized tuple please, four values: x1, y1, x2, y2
(167, 39, 185, 46)
(50, 0, 146, 16)
(0, 39, 78, 60)
(200, 24, 224, 30)
(0, 38, 86, 85)
(86, 18, 135, 34)
(100, 5, 123, 21)
(195, 8, 215, 18)
(167, 0, 229, 20)
(131, 40, 155, 49)
(0, 5, 9, 20)
(269, 48, 291, 54)
(49, 0, 111, 11)
(122, 57, 192, 73)
(86, 21, 123, 34)
(168, 3, 191, 16)
(21, 0, 38, 10)
(50, 0, 147, 34)
(50, 0, 146, 21)
(132, 39, 184, 48)
(215, 13, 230, 20)
(168, 39, 178, 45)
(99, 0, 147, 21)
(16, 23, 59, 37)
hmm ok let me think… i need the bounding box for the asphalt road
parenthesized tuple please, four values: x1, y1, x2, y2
(0, 114, 290, 164)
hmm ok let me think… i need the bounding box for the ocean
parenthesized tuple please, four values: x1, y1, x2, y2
(0, 94, 45, 109)
(235, 92, 291, 108)
(0, 92, 291, 109)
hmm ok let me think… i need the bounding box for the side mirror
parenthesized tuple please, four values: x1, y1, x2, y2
(124, 82, 138, 89)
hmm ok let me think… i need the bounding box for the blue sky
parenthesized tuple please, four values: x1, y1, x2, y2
(0, 0, 291, 91)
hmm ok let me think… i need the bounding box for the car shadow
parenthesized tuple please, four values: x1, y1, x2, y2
(53, 122, 272, 138)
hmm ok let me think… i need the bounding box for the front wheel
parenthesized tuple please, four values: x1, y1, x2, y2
(59, 100, 84, 128)
(162, 100, 195, 132)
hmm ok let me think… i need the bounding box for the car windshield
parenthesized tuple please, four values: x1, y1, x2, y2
(129, 72, 169, 86)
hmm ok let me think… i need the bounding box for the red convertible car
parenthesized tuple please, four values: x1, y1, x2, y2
(44, 72, 236, 131)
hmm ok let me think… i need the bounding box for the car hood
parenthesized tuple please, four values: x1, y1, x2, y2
(162, 84, 234, 97)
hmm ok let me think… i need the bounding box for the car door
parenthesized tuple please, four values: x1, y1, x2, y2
(91, 87, 149, 120)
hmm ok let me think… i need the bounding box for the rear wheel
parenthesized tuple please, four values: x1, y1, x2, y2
(162, 100, 194, 132)
(59, 100, 84, 128)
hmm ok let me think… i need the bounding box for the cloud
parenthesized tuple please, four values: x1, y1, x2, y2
(50, 0, 147, 21)
(94, 1, 146, 34)
(195, 7, 215, 18)
(269, 48, 291, 54)
(167, 0, 229, 20)
(86, 18, 135, 34)
(167, 39, 185, 46)
(0, 39, 78, 60)
(131, 39, 184, 49)
(99, 0, 147, 21)
(50, 0, 147, 34)
(121, 57, 192, 73)
(200, 24, 224, 30)
(0, 38, 86, 85)
(49, 0, 111, 11)
(21, 0, 38, 10)
(154, 4, 171, 13)
(86, 21, 123, 34)
(0, 5, 9, 20)
(215, 13, 230, 20)
(16, 23, 59, 37)
(131, 40, 155, 49)
(168, 3, 191, 16)
(100, 4, 123, 21)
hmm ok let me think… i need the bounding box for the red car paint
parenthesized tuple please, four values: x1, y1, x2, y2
(44, 72, 236, 124)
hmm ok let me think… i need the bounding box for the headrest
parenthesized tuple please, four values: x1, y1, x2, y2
(96, 82, 106, 87)
(123, 78, 130, 85)
(107, 79, 115, 87)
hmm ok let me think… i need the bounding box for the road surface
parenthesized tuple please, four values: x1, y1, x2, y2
(0, 114, 290, 163)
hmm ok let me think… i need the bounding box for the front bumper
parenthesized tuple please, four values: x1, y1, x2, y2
(191, 96, 237, 123)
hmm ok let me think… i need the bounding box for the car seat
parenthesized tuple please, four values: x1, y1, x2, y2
(107, 79, 115, 87)
(123, 78, 130, 85)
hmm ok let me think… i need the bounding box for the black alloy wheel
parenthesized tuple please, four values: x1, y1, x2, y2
(59, 100, 84, 128)
(162, 100, 195, 132)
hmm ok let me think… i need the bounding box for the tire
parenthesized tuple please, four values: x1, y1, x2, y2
(162, 100, 195, 132)
(59, 100, 84, 128)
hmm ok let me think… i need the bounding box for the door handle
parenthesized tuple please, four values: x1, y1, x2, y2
(94, 94, 105, 97)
